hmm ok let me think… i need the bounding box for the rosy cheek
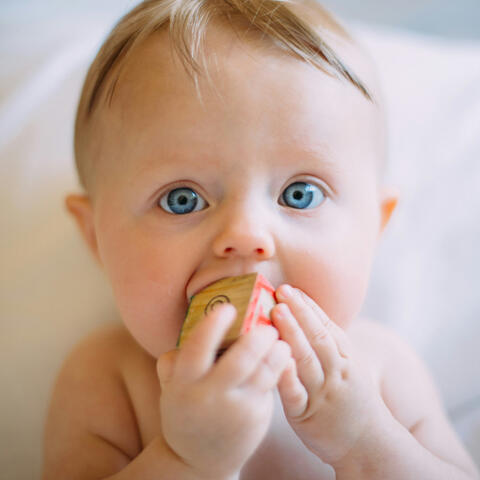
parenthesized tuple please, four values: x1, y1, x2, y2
(99, 238, 190, 355)
(118, 277, 187, 356)
(283, 240, 372, 329)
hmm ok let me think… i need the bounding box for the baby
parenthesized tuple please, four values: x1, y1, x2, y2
(42, 0, 479, 478)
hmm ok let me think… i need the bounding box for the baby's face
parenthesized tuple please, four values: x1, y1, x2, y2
(83, 27, 392, 357)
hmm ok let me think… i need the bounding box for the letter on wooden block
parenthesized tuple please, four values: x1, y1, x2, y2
(178, 273, 276, 354)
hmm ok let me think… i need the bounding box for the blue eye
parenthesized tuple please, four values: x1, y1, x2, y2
(158, 187, 208, 215)
(281, 182, 325, 209)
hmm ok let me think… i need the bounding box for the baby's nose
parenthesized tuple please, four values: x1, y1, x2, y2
(223, 245, 269, 257)
(212, 218, 275, 259)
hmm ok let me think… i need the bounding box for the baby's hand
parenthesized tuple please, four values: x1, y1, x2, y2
(272, 285, 383, 466)
(157, 304, 291, 479)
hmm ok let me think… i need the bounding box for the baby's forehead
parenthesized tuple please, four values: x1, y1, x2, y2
(96, 3, 379, 117)
(109, 20, 380, 112)
(77, 9, 386, 194)
(98, 33, 381, 169)
(101, 31, 378, 142)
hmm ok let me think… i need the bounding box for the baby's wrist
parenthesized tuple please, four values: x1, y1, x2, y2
(152, 436, 241, 480)
(329, 401, 395, 476)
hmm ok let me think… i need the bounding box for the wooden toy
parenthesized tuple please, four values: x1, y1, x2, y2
(177, 272, 276, 355)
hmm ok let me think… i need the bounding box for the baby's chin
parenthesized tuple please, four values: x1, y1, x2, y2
(122, 320, 181, 359)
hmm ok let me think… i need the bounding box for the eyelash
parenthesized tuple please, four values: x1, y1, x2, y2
(157, 180, 328, 215)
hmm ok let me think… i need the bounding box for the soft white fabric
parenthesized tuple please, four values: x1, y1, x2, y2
(1, 15, 479, 479)
(356, 26, 480, 467)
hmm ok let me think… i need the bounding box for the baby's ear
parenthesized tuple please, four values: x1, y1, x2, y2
(65, 194, 102, 266)
(378, 186, 399, 237)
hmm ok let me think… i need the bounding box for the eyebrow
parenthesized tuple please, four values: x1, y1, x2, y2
(146, 149, 339, 174)
(133, 136, 341, 180)
(277, 140, 341, 170)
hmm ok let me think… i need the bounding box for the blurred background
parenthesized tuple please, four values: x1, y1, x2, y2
(2, 0, 480, 38)
(1, 1, 480, 479)
(325, 0, 480, 39)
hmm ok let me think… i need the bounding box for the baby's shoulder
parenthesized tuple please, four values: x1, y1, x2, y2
(66, 321, 149, 370)
(348, 317, 413, 361)
(348, 318, 428, 375)
(349, 318, 442, 430)
(60, 322, 148, 391)
(44, 323, 149, 464)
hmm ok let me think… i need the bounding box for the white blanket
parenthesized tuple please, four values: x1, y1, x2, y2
(1, 11, 479, 479)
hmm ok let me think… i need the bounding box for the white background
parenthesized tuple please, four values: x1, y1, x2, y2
(1, 1, 480, 479)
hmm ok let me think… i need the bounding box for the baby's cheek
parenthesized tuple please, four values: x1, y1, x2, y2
(105, 251, 190, 357)
(326, 264, 372, 329)
(285, 241, 374, 329)
(120, 286, 185, 357)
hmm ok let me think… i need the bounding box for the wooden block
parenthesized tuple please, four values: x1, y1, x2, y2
(177, 273, 276, 354)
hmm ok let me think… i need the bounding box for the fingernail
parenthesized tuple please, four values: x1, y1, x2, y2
(209, 302, 235, 320)
(277, 285, 293, 301)
(220, 303, 236, 317)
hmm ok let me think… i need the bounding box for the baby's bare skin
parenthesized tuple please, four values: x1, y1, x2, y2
(43, 312, 476, 479)
(43, 20, 479, 480)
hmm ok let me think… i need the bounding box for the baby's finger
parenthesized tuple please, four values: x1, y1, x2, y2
(271, 302, 325, 392)
(241, 340, 291, 393)
(299, 291, 351, 359)
(276, 285, 341, 377)
(277, 358, 308, 419)
(174, 303, 237, 383)
(211, 324, 279, 389)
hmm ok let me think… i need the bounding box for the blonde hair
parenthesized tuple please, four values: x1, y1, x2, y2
(74, 0, 371, 192)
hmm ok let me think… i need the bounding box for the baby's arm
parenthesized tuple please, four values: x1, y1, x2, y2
(42, 305, 290, 480)
(41, 325, 206, 480)
(272, 285, 479, 480)
(334, 321, 479, 479)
